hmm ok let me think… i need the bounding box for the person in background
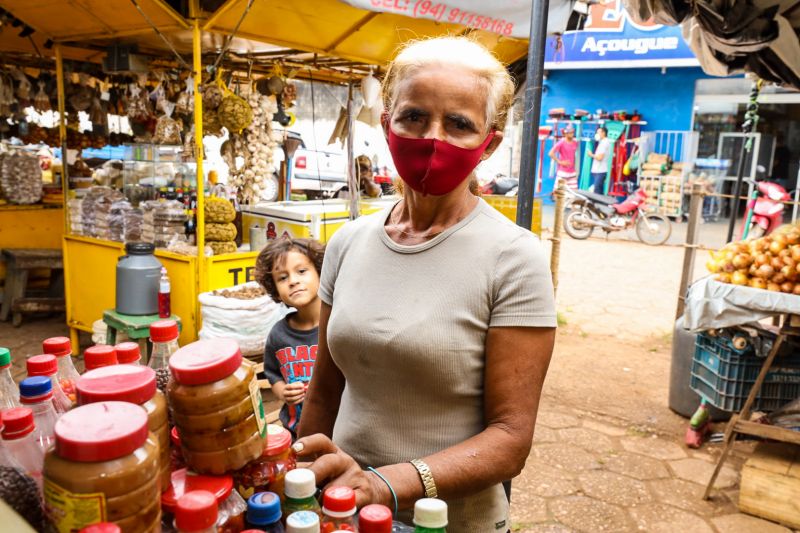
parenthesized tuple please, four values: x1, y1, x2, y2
(255, 236, 325, 440)
(336, 155, 382, 199)
(588, 126, 611, 194)
(549, 125, 578, 188)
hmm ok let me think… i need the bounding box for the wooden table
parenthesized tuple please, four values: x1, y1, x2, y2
(0, 248, 64, 326)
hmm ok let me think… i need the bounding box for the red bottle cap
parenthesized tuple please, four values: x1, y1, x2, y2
(83, 345, 118, 371)
(162, 468, 234, 512)
(80, 523, 121, 533)
(1, 407, 34, 440)
(264, 424, 292, 456)
(26, 354, 58, 377)
(77, 365, 156, 405)
(170, 426, 182, 447)
(150, 320, 179, 342)
(168, 339, 242, 386)
(114, 342, 141, 364)
(54, 401, 148, 462)
(175, 490, 219, 532)
(322, 486, 357, 516)
(43, 337, 72, 357)
(359, 504, 394, 533)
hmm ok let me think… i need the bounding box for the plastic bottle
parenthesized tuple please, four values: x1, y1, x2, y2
(247, 491, 285, 532)
(0, 422, 21, 469)
(26, 354, 71, 413)
(413, 499, 447, 533)
(159, 267, 172, 319)
(18, 376, 57, 452)
(286, 511, 321, 533)
(176, 490, 219, 533)
(149, 319, 180, 370)
(83, 345, 118, 372)
(358, 505, 393, 533)
(42, 336, 80, 404)
(114, 342, 142, 365)
(1, 407, 44, 487)
(320, 486, 357, 532)
(0, 348, 20, 410)
(283, 469, 321, 521)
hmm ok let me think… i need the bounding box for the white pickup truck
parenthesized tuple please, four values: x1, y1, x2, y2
(267, 130, 348, 201)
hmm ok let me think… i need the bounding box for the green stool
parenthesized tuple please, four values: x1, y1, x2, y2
(103, 309, 181, 364)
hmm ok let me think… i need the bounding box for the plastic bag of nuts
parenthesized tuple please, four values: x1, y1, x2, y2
(0, 151, 42, 204)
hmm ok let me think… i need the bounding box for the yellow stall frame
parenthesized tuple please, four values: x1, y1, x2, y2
(0, 205, 64, 282)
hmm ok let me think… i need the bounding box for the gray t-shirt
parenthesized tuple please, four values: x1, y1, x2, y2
(319, 198, 556, 532)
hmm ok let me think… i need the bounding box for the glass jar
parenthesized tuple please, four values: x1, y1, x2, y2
(77, 365, 170, 492)
(162, 468, 246, 533)
(168, 339, 267, 474)
(149, 320, 180, 370)
(42, 336, 81, 405)
(83, 345, 118, 372)
(234, 424, 295, 500)
(18, 376, 57, 452)
(0, 348, 20, 410)
(26, 354, 72, 413)
(320, 486, 357, 532)
(43, 401, 160, 533)
(115, 342, 142, 365)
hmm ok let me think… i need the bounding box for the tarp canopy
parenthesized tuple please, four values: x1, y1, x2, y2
(623, 0, 800, 89)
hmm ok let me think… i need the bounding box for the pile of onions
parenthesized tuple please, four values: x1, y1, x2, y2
(707, 223, 800, 294)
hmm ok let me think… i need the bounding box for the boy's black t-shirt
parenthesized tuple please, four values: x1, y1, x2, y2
(263, 313, 318, 436)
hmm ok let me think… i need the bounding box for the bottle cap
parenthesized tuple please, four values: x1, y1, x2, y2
(79, 524, 121, 533)
(161, 468, 234, 512)
(54, 402, 148, 462)
(125, 242, 155, 255)
(246, 491, 282, 526)
(114, 342, 141, 364)
(83, 345, 118, 371)
(150, 320, 179, 342)
(43, 337, 72, 358)
(413, 498, 448, 529)
(322, 486, 356, 517)
(286, 511, 321, 533)
(168, 339, 242, 386)
(19, 376, 53, 402)
(264, 424, 292, 456)
(284, 468, 317, 500)
(1, 407, 35, 440)
(77, 365, 156, 405)
(26, 354, 58, 377)
(358, 504, 393, 533)
(175, 490, 218, 532)
(0, 348, 11, 368)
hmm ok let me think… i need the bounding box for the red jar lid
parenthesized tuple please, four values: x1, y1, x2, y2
(84, 345, 118, 371)
(54, 401, 148, 462)
(264, 424, 292, 456)
(359, 504, 393, 533)
(43, 337, 72, 358)
(176, 490, 218, 532)
(168, 339, 242, 386)
(1, 407, 34, 440)
(162, 468, 234, 512)
(114, 342, 141, 364)
(323, 486, 356, 515)
(150, 320, 179, 342)
(80, 523, 121, 533)
(76, 365, 156, 406)
(170, 426, 181, 447)
(26, 354, 57, 377)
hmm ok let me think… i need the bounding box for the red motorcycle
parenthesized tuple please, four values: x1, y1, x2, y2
(563, 188, 672, 245)
(740, 179, 791, 239)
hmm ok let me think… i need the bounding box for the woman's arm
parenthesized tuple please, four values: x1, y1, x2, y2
(296, 325, 556, 509)
(297, 302, 345, 438)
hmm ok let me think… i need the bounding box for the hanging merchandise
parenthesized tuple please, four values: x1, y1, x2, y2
(0, 150, 43, 205)
(217, 75, 254, 134)
(153, 101, 183, 145)
(361, 71, 380, 109)
(68, 74, 94, 113)
(175, 75, 194, 117)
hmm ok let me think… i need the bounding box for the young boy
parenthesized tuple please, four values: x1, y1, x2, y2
(255, 236, 325, 439)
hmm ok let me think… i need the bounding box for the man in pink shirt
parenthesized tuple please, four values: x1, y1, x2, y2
(549, 125, 579, 188)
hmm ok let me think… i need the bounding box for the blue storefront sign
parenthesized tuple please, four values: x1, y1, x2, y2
(545, 0, 699, 69)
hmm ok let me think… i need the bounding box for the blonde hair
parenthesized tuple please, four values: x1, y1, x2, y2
(381, 36, 515, 133)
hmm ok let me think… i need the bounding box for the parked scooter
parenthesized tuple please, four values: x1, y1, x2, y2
(740, 178, 791, 239)
(479, 174, 518, 196)
(563, 188, 672, 245)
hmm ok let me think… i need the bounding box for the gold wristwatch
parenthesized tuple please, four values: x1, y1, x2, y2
(410, 459, 438, 499)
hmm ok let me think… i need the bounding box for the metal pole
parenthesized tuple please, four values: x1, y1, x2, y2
(676, 183, 704, 319)
(516, 0, 550, 229)
(55, 44, 68, 232)
(346, 82, 358, 221)
(192, 19, 206, 290)
(725, 139, 748, 243)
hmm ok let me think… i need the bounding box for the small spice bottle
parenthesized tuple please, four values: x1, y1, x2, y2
(83, 345, 118, 372)
(26, 354, 72, 413)
(234, 424, 295, 499)
(162, 468, 246, 533)
(115, 342, 142, 365)
(42, 336, 80, 404)
(320, 486, 357, 532)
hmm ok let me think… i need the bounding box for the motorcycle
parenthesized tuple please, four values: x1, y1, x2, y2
(479, 174, 518, 196)
(740, 179, 791, 239)
(563, 188, 672, 245)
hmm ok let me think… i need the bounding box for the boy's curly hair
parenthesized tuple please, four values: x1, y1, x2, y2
(254, 237, 326, 303)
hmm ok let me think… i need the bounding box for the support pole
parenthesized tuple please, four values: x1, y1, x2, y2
(515, 0, 550, 229)
(55, 44, 68, 234)
(192, 19, 206, 287)
(725, 141, 748, 243)
(676, 183, 704, 319)
(550, 180, 566, 297)
(346, 81, 358, 221)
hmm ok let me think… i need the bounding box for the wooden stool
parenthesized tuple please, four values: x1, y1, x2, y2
(102, 309, 181, 363)
(1, 248, 64, 327)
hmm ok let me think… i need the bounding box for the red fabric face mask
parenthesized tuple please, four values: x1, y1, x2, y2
(387, 127, 495, 196)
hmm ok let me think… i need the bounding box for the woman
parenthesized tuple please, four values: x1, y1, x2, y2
(296, 37, 557, 532)
(548, 125, 578, 189)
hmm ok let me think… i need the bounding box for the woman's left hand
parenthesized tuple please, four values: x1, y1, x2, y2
(293, 433, 389, 508)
